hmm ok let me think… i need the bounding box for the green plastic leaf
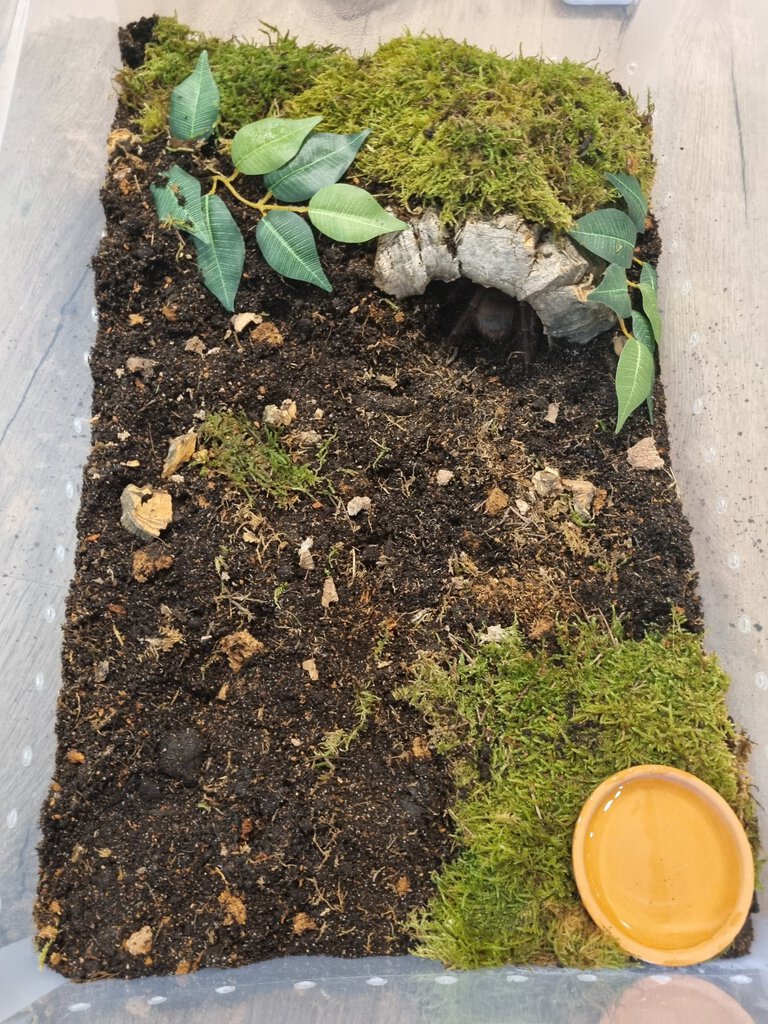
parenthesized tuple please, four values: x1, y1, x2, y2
(605, 172, 648, 233)
(308, 183, 407, 243)
(169, 50, 220, 142)
(615, 335, 656, 433)
(631, 309, 656, 354)
(231, 116, 322, 176)
(630, 310, 656, 422)
(255, 210, 331, 291)
(568, 209, 638, 269)
(150, 165, 211, 243)
(638, 262, 662, 343)
(586, 264, 632, 320)
(263, 130, 371, 202)
(192, 195, 245, 311)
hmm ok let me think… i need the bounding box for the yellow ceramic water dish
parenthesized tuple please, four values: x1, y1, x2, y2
(572, 765, 754, 966)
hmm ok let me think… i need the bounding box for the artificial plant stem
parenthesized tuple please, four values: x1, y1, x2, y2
(259, 202, 310, 215)
(215, 176, 264, 210)
(211, 175, 309, 214)
(617, 318, 633, 341)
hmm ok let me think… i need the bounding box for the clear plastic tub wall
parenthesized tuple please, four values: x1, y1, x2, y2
(1, 0, 766, 1020)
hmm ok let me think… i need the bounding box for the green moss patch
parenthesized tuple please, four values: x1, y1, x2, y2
(198, 409, 333, 507)
(286, 33, 654, 228)
(396, 617, 756, 969)
(122, 20, 652, 230)
(118, 16, 350, 139)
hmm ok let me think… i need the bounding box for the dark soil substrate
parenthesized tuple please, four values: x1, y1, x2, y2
(36, 85, 705, 980)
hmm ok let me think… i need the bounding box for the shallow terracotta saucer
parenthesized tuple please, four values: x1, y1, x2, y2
(572, 765, 754, 966)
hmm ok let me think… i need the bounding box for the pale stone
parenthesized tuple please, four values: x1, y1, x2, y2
(563, 477, 598, 518)
(532, 468, 564, 497)
(627, 436, 665, 470)
(321, 577, 339, 609)
(346, 496, 372, 517)
(162, 431, 196, 478)
(298, 537, 315, 570)
(262, 399, 297, 427)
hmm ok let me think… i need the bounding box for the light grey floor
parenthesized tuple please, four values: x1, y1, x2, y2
(1, 1, 766, 1020)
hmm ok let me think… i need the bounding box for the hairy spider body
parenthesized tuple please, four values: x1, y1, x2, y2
(448, 286, 544, 367)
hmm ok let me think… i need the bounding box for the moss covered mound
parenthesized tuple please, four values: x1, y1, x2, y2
(286, 34, 654, 229)
(118, 16, 350, 139)
(122, 21, 652, 230)
(397, 618, 756, 969)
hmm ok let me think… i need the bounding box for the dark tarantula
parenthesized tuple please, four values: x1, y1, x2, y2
(448, 285, 544, 367)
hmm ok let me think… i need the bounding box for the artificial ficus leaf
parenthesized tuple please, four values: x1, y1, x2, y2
(605, 172, 648, 233)
(586, 263, 632, 320)
(263, 130, 371, 202)
(169, 50, 220, 142)
(231, 116, 322, 176)
(630, 310, 656, 423)
(193, 195, 245, 311)
(638, 262, 662, 343)
(308, 183, 407, 243)
(631, 309, 656, 355)
(615, 335, 656, 433)
(150, 165, 211, 243)
(568, 209, 638, 269)
(255, 210, 332, 291)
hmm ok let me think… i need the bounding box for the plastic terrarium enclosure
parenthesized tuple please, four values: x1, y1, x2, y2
(1, 0, 767, 1020)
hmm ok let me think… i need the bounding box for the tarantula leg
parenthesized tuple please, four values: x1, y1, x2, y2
(447, 304, 477, 347)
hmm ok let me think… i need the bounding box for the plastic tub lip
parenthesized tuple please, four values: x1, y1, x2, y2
(573, 765, 755, 967)
(2, 2, 768, 1020)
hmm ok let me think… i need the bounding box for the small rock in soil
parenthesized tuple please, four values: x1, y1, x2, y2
(627, 436, 665, 470)
(478, 624, 507, 644)
(532, 468, 564, 498)
(436, 469, 454, 486)
(125, 356, 157, 378)
(298, 537, 315, 570)
(321, 577, 339, 609)
(137, 776, 164, 804)
(302, 658, 319, 681)
(346, 496, 372, 517)
(184, 336, 206, 356)
(231, 312, 261, 334)
(563, 478, 598, 519)
(263, 399, 297, 427)
(162, 432, 197, 478)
